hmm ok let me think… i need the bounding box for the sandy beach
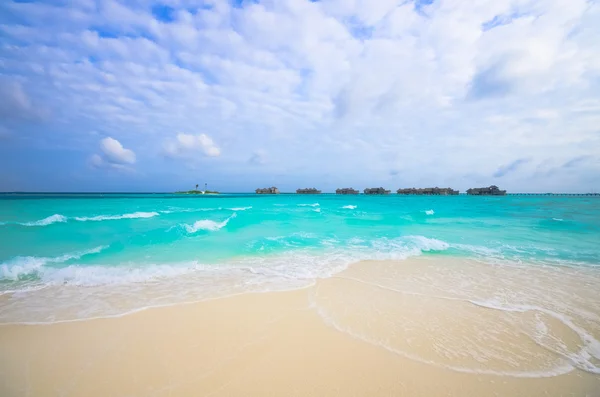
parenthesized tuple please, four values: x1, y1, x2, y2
(1, 257, 599, 397)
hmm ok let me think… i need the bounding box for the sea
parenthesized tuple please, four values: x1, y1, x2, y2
(0, 192, 598, 343)
(2, 192, 600, 377)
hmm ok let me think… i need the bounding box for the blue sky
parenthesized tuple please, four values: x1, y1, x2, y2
(1, 0, 599, 192)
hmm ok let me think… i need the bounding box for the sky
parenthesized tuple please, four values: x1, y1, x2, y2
(0, 0, 599, 193)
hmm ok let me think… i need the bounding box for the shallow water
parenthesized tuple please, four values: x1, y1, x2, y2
(314, 258, 600, 378)
(0, 193, 599, 325)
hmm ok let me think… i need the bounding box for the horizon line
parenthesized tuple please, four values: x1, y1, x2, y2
(1, 191, 599, 196)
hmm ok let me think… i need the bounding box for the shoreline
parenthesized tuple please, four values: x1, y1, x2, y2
(1, 251, 599, 324)
(1, 257, 599, 396)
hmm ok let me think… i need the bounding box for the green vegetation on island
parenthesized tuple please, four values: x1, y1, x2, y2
(175, 190, 219, 195)
(175, 183, 219, 195)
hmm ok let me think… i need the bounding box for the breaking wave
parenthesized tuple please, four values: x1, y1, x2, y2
(183, 213, 237, 233)
(0, 246, 108, 280)
(21, 214, 67, 227)
(74, 212, 159, 221)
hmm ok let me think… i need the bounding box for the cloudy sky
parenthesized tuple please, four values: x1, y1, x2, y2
(1, 0, 599, 193)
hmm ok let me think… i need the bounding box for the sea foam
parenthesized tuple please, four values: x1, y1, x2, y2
(469, 300, 600, 375)
(74, 212, 159, 221)
(21, 214, 67, 226)
(0, 246, 107, 280)
(183, 213, 237, 233)
(9, 212, 159, 226)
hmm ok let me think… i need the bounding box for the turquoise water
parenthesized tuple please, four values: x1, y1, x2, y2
(1, 193, 599, 323)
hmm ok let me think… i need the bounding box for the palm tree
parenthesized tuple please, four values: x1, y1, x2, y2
(195, 184, 198, 191)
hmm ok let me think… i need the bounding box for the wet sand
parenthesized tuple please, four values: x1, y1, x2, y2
(1, 257, 599, 396)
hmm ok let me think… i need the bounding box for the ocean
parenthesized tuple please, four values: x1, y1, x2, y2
(1, 193, 600, 379)
(0, 194, 598, 309)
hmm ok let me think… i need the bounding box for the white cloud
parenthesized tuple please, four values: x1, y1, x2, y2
(100, 137, 136, 164)
(1, 0, 600, 191)
(164, 133, 221, 158)
(89, 137, 136, 172)
(0, 78, 48, 121)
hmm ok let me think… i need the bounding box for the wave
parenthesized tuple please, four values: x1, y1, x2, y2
(2, 235, 450, 288)
(183, 213, 237, 233)
(425, 209, 435, 215)
(0, 235, 467, 323)
(314, 303, 575, 378)
(0, 246, 107, 280)
(160, 207, 222, 214)
(74, 212, 159, 222)
(298, 203, 319, 207)
(40, 263, 198, 287)
(21, 214, 67, 226)
(227, 206, 252, 211)
(7, 212, 159, 227)
(469, 300, 600, 375)
(552, 218, 564, 222)
(313, 208, 321, 213)
(342, 205, 357, 209)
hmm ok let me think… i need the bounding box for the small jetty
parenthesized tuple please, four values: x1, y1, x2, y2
(256, 187, 280, 194)
(397, 187, 459, 195)
(467, 185, 506, 196)
(336, 188, 359, 195)
(296, 188, 322, 194)
(364, 187, 391, 195)
(508, 193, 600, 196)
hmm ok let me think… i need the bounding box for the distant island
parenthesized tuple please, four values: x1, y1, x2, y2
(466, 185, 506, 196)
(364, 187, 391, 195)
(397, 187, 459, 195)
(336, 188, 360, 195)
(242, 185, 513, 195)
(175, 184, 219, 195)
(296, 188, 321, 194)
(175, 190, 219, 195)
(256, 187, 280, 194)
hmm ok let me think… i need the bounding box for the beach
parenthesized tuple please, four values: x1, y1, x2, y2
(2, 257, 600, 396)
(1, 194, 600, 396)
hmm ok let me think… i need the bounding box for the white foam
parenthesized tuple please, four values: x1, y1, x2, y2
(342, 205, 357, 209)
(0, 257, 47, 280)
(468, 300, 600, 375)
(183, 213, 237, 233)
(298, 203, 319, 207)
(552, 218, 564, 222)
(404, 235, 449, 251)
(313, 302, 575, 378)
(425, 209, 435, 215)
(21, 214, 67, 226)
(0, 246, 107, 280)
(160, 207, 223, 214)
(74, 211, 159, 221)
(1, 235, 449, 285)
(227, 206, 252, 211)
(40, 263, 196, 286)
(21, 252, 339, 290)
(313, 208, 321, 213)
